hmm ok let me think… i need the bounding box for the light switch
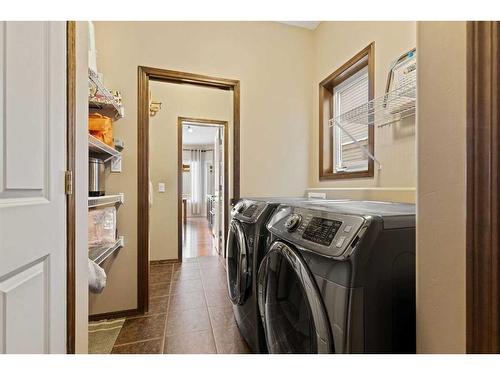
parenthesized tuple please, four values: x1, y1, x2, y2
(158, 183, 166, 193)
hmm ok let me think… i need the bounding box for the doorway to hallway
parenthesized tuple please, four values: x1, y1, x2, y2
(179, 118, 228, 259)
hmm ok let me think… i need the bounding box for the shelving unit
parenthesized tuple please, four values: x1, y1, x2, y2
(88, 194, 124, 209)
(329, 72, 416, 131)
(87, 68, 126, 273)
(88, 134, 122, 172)
(329, 59, 416, 170)
(88, 68, 124, 120)
(88, 134, 121, 161)
(89, 236, 124, 266)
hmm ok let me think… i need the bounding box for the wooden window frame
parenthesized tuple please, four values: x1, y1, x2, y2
(319, 42, 375, 180)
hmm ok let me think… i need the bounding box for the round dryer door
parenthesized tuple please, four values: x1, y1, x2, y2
(257, 241, 333, 353)
(226, 220, 249, 305)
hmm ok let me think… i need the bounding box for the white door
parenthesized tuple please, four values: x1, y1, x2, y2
(213, 132, 220, 253)
(0, 22, 67, 354)
(213, 128, 224, 255)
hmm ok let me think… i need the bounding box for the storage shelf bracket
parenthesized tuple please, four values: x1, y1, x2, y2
(329, 118, 383, 170)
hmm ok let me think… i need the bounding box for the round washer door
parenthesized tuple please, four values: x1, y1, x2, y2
(257, 241, 333, 353)
(226, 220, 249, 305)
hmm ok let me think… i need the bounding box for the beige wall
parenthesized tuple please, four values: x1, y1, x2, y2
(416, 21, 467, 353)
(90, 21, 313, 314)
(149, 81, 232, 261)
(309, 22, 417, 201)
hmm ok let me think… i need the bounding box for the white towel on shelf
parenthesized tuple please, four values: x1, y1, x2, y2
(88, 259, 107, 294)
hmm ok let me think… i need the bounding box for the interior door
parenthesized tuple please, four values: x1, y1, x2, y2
(0, 22, 67, 354)
(213, 132, 220, 253)
(216, 128, 224, 254)
(213, 127, 224, 254)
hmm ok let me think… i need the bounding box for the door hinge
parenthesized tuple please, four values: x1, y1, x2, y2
(65, 170, 73, 196)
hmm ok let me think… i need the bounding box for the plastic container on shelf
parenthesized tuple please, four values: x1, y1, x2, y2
(88, 206, 117, 247)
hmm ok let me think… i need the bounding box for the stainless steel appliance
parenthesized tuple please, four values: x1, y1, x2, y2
(226, 197, 335, 353)
(89, 157, 105, 197)
(258, 200, 416, 353)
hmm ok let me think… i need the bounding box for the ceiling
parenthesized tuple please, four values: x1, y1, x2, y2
(278, 21, 321, 30)
(182, 124, 219, 146)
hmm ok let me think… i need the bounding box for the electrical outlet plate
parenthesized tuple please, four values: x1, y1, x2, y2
(111, 158, 122, 173)
(308, 192, 327, 199)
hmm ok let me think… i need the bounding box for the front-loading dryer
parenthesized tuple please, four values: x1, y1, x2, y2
(257, 200, 416, 354)
(226, 197, 338, 353)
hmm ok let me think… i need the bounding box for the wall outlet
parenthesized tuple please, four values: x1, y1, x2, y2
(158, 183, 166, 193)
(111, 158, 122, 173)
(308, 192, 327, 199)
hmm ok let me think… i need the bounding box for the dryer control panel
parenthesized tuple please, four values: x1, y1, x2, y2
(232, 199, 269, 224)
(267, 205, 368, 259)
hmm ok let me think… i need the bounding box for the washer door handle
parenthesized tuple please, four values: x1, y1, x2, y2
(257, 241, 333, 354)
(226, 220, 248, 305)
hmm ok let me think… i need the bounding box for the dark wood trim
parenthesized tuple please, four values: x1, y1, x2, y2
(138, 66, 240, 315)
(177, 117, 183, 260)
(177, 117, 229, 260)
(319, 42, 375, 181)
(466, 21, 500, 354)
(150, 259, 180, 265)
(66, 20, 76, 355)
(89, 308, 141, 322)
(140, 66, 237, 89)
(233, 82, 241, 201)
(137, 66, 150, 315)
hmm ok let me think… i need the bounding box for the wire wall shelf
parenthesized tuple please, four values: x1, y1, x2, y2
(88, 68, 124, 120)
(88, 194, 124, 209)
(89, 236, 124, 265)
(329, 70, 416, 131)
(329, 56, 417, 171)
(88, 134, 121, 163)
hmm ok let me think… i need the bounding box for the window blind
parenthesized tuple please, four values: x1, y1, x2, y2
(333, 66, 369, 172)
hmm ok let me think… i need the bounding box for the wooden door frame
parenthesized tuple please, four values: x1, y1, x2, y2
(66, 20, 76, 354)
(466, 21, 500, 353)
(138, 66, 240, 314)
(177, 117, 229, 260)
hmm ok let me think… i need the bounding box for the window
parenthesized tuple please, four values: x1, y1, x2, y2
(319, 43, 374, 180)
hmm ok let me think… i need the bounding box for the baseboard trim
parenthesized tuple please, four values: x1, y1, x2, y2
(89, 308, 141, 322)
(150, 259, 180, 265)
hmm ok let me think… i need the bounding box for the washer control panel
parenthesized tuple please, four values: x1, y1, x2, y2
(267, 205, 368, 258)
(302, 217, 342, 246)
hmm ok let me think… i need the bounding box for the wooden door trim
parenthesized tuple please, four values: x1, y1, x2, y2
(177, 117, 229, 260)
(66, 20, 76, 355)
(138, 66, 240, 314)
(466, 21, 500, 353)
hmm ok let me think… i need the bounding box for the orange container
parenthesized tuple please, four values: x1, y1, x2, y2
(89, 113, 112, 132)
(89, 113, 113, 146)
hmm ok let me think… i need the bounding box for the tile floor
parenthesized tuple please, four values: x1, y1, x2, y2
(182, 217, 218, 258)
(110, 255, 251, 354)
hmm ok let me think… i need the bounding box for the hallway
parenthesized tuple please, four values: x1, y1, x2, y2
(182, 217, 217, 258)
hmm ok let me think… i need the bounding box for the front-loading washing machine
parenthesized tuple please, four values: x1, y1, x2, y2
(257, 200, 416, 354)
(226, 197, 340, 353)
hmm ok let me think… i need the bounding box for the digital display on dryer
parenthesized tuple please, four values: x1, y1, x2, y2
(302, 217, 342, 246)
